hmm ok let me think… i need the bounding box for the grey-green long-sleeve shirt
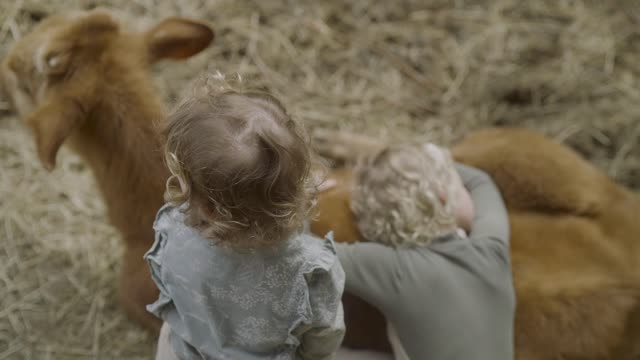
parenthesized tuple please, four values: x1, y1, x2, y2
(335, 164, 515, 360)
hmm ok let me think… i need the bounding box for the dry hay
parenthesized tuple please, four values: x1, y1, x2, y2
(1, 0, 639, 359)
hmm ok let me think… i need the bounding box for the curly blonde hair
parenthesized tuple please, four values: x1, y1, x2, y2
(351, 143, 459, 248)
(162, 73, 316, 250)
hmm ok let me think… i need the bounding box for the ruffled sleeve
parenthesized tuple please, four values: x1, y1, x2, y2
(144, 204, 175, 318)
(297, 233, 346, 359)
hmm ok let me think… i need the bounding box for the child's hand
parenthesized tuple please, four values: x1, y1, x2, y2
(317, 178, 338, 193)
(452, 171, 475, 232)
(455, 187, 475, 233)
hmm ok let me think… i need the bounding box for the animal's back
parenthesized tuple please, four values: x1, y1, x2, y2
(455, 128, 640, 359)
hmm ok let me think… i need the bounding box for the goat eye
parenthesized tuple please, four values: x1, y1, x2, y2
(42, 51, 70, 75)
(47, 56, 60, 68)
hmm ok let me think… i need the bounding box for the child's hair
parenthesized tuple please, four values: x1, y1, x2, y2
(351, 143, 459, 247)
(162, 73, 316, 250)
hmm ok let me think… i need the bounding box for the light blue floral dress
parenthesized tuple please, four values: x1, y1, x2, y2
(145, 205, 345, 360)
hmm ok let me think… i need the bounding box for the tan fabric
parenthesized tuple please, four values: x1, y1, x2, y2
(156, 322, 180, 360)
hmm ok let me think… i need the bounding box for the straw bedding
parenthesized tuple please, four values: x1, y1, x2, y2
(0, 0, 638, 358)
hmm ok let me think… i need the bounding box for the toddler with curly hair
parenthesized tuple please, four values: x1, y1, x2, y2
(145, 74, 345, 360)
(335, 141, 514, 360)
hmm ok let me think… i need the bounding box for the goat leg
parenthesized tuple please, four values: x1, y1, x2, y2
(119, 244, 162, 333)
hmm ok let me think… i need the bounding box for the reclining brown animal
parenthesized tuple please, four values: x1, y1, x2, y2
(312, 127, 640, 359)
(0, 9, 214, 332)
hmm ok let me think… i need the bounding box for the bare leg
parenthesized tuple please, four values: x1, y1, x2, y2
(155, 323, 180, 360)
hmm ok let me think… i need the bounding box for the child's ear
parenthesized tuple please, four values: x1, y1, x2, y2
(26, 98, 84, 171)
(145, 17, 214, 63)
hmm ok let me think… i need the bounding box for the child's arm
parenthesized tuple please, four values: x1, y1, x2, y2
(297, 258, 346, 359)
(334, 242, 399, 310)
(455, 164, 510, 261)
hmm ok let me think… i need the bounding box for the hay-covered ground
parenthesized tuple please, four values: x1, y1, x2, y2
(1, 0, 639, 359)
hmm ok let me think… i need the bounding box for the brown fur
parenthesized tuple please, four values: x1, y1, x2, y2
(311, 127, 640, 359)
(0, 10, 214, 332)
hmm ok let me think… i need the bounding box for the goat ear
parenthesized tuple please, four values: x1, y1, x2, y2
(26, 98, 84, 171)
(145, 17, 214, 62)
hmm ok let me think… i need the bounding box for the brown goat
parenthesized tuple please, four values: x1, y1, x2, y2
(0, 10, 386, 350)
(312, 127, 640, 359)
(0, 10, 214, 332)
(0, 10, 392, 349)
